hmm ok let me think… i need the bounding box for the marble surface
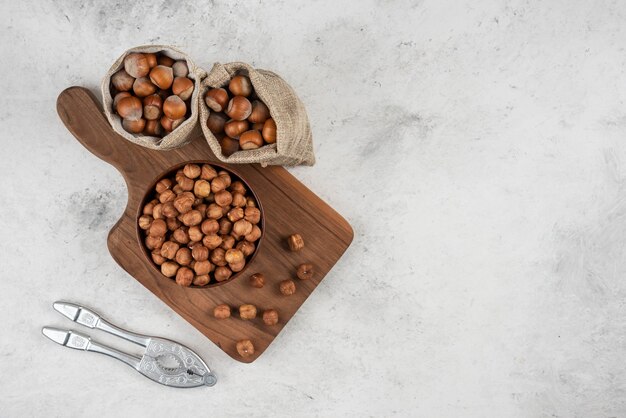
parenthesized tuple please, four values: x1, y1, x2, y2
(2, 0, 626, 416)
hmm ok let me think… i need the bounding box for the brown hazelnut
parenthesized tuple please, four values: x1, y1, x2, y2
(193, 260, 213, 275)
(227, 207, 244, 222)
(148, 219, 167, 236)
(172, 77, 194, 101)
(145, 235, 165, 250)
(116, 96, 142, 121)
(218, 218, 232, 235)
(161, 202, 179, 219)
(203, 234, 222, 250)
(166, 217, 181, 231)
(226, 96, 252, 121)
(138, 215, 153, 230)
(246, 196, 256, 208)
(231, 192, 246, 208)
(214, 190, 233, 207)
(152, 203, 163, 219)
(232, 219, 253, 238)
(262, 118, 277, 144)
(206, 112, 228, 134)
(160, 241, 179, 260)
(149, 65, 174, 90)
(240, 130, 263, 150)
(144, 118, 163, 137)
(224, 249, 244, 264)
(160, 115, 184, 133)
(204, 88, 229, 112)
(207, 203, 223, 219)
(201, 219, 219, 235)
(175, 247, 192, 266)
(181, 210, 203, 226)
(172, 60, 188, 77)
(224, 119, 249, 139)
(183, 163, 201, 179)
(297, 263, 314, 280)
(151, 251, 166, 266)
(236, 339, 254, 358)
(201, 164, 218, 181)
(262, 309, 279, 325)
(244, 207, 261, 224)
(161, 261, 179, 278)
(111, 70, 135, 92)
(279, 279, 296, 296)
(163, 95, 186, 120)
(142, 94, 163, 120)
(132, 77, 157, 97)
(229, 260, 246, 272)
(172, 227, 190, 245)
(288, 234, 304, 251)
(245, 225, 262, 243)
(155, 178, 172, 194)
(124, 53, 150, 78)
(214, 266, 232, 282)
(219, 137, 240, 156)
(239, 304, 257, 320)
(248, 100, 270, 124)
(229, 75, 252, 97)
(213, 304, 231, 319)
(157, 54, 175, 67)
(193, 274, 210, 286)
(113, 92, 132, 111)
(192, 245, 209, 261)
(188, 225, 204, 242)
(210, 176, 228, 193)
(173, 192, 195, 214)
(122, 118, 146, 134)
(145, 53, 157, 68)
(210, 248, 227, 266)
(237, 241, 256, 257)
(158, 189, 176, 204)
(220, 234, 236, 250)
(249, 273, 265, 288)
(175, 267, 194, 287)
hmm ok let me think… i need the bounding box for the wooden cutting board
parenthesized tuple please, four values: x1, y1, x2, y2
(56, 87, 353, 363)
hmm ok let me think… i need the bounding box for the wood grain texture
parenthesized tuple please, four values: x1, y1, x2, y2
(56, 87, 353, 363)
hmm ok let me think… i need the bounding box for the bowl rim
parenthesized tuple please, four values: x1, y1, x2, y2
(136, 160, 265, 289)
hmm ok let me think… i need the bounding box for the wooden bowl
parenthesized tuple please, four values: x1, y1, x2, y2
(137, 160, 265, 288)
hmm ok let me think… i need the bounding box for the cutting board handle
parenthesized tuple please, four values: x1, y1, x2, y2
(56, 87, 161, 183)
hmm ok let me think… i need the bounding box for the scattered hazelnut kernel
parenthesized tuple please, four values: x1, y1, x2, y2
(151, 251, 166, 265)
(211, 176, 227, 193)
(203, 234, 223, 250)
(214, 266, 232, 282)
(237, 241, 256, 257)
(279, 279, 296, 296)
(236, 339, 254, 358)
(220, 234, 236, 250)
(296, 263, 314, 280)
(183, 163, 201, 179)
(194, 179, 211, 198)
(249, 273, 265, 288)
(213, 304, 231, 319)
(244, 207, 261, 224)
(229, 260, 246, 272)
(193, 260, 213, 275)
(192, 245, 209, 261)
(188, 225, 204, 242)
(173, 192, 195, 214)
(201, 219, 219, 235)
(160, 241, 179, 260)
(288, 234, 304, 251)
(262, 309, 279, 325)
(138, 215, 153, 230)
(175, 247, 192, 266)
(201, 164, 218, 181)
(148, 219, 167, 237)
(239, 304, 257, 320)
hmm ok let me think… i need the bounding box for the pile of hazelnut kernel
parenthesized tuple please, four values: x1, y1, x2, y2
(138, 163, 262, 287)
(204, 74, 276, 156)
(110, 52, 194, 137)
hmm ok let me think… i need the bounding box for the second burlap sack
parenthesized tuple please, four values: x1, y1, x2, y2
(199, 62, 315, 166)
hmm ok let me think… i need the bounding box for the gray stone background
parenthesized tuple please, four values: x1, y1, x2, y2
(2, 0, 626, 416)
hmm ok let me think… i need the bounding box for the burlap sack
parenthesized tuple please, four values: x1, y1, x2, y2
(199, 62, 315, 166)
(101, 45, 206, 150)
